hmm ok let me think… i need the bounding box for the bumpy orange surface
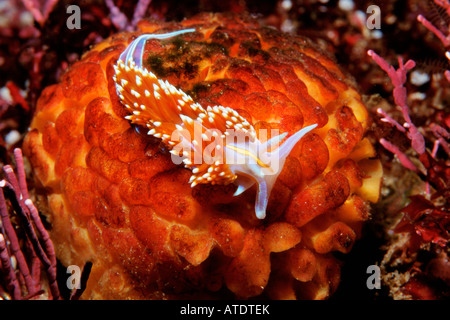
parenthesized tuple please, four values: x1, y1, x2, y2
(23, 13, 382, 299)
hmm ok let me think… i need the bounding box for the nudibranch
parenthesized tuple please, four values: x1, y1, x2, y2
(113, 28, 317, 219)
(23, 13, 383, 300)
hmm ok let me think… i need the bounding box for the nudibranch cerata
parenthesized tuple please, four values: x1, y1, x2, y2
(113, 29, 317, 219)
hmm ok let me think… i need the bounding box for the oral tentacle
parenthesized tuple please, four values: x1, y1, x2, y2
(233, 175, 256, 196)
(246, 124, 318, 219)
(277, 124, 318, 160)
(260, 132, 288, 152)
(254, 177, 268, 219)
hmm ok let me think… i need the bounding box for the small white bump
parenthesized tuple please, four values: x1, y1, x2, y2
(158, 79, 166, 90)
(182, 115, 194, 124)
(168, 84, 177, 95)
(131, 89, 141, 98)
(135, 75, 142, 86)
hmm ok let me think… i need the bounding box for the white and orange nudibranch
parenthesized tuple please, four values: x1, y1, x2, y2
(113, 29, 317, 219)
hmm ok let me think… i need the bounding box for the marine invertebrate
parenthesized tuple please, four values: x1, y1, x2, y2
(113, 29, 317, 219)
(23, 13, 382, 299)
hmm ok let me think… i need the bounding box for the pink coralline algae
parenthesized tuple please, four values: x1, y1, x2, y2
(0, 149, 59, 299)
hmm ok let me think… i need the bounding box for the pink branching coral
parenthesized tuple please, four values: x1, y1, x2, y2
(417, 0, 450, 81)
(21, 0, 59, 27)
(368, 50, 426, 156)
(0, 149, 60, 299)
(368, 49, 449, 177)
(105, 0, 152, 31)
(417, 0, 450, 47)
(368, 3, 450, 299)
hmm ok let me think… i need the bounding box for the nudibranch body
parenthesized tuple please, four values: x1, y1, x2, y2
(113, 29, 317, 219)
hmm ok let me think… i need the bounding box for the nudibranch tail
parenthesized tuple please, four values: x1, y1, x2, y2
(113, 29, 318, 220)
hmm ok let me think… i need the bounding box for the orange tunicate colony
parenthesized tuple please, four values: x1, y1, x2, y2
(23, 13, 382, 299)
